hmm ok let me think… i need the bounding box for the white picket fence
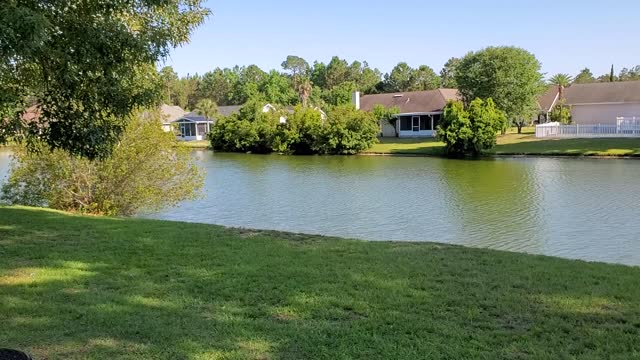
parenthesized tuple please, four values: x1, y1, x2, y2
(535, 117, 640, 138)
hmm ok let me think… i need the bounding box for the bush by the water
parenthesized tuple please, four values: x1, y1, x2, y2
(209, 103, 379, 154)
(1, 111, 203, 216)
(437, 99, 507, 156)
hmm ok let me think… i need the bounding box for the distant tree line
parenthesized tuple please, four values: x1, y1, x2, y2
(159, 56, 462, 110)
(553, 65, 640, 85)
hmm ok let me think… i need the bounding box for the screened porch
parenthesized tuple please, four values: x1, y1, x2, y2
(397, 113, 442, 137)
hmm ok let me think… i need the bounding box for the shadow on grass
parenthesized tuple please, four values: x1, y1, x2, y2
(1, 206, 639, 359)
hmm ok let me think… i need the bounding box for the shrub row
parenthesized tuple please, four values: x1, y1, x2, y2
(209, 103, 379, 155)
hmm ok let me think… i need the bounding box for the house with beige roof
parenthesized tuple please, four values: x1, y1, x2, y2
(539, 81, 640, 125)
(354, 89, 460, 137)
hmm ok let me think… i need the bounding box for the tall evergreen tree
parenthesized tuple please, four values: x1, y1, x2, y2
(610, 65, 615, 82)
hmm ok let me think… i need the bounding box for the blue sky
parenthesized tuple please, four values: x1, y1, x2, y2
(163, 0, 639, 80)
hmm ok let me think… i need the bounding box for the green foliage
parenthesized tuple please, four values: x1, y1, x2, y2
(412, 65, 441, 91)
(195, 99, 218, 120)
(373, 104, 400, 136)
(549, 73, 573, 87)
(325, 57, 351, 89)
(160, 55, 385, 112)
(281, 55, 310, 79)
(617, 65, 640, 81)
(610, 64, 615, 82)
(317, 105, 380, 154)
(440, 57, 461, 88)
(549, 99, 572, 124)
(574, 68, 595, 84)
(455, 46, 544, 129)
(383, 63, 440, 92)
(0, 0, 209, 159)
(322, 81, 358, 106)
(209, 104, 377, 155)
(383, 62, 414, 92)
(437, 99, 506, 156)
(1, 111, 203, 215)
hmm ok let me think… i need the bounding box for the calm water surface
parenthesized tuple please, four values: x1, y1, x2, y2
(148, 152, 640, 266)
(1, 148, 639, 266)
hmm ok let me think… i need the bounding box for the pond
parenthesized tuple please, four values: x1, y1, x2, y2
(1, 148, 639, 266)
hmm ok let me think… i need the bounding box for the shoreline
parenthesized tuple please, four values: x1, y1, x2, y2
(7, 143, 640, 159)
(186, 146, 640, 159)
(12, 205, 639, 267)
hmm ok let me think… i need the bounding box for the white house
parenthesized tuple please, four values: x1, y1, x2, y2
(354, 89, 460, 137)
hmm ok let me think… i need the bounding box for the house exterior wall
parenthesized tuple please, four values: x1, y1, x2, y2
(177, 135, 205, 141)
(380, 120, 396, 137)
(398, 129, 436, 137)
(571, 103, 640, 125)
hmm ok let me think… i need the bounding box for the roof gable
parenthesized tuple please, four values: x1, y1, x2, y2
(537, 87, 560, 112)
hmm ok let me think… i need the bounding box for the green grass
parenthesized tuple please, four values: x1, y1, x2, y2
(367, 127, 640, 157)
(1, 206, 639, 359)
(180, 140, 211, 149)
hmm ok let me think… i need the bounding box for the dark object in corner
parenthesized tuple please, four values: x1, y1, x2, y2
(0, 349, 32, 360)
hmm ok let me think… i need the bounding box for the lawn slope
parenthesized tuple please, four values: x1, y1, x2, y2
(1, 206, 639, 359)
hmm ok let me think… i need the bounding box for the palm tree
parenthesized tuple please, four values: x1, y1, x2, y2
(195, 99, 218, 120)
(549, 73, 573, 99)
(297, 78, 313, 107)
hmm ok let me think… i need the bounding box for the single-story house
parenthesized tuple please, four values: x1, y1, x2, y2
(535, 87, 560, 123)
(538, 81, 640, 125)
(161, 103, 315, 141)
(354, 89, 460, 137)
(160, 104, 188, 132)
(172, 112, 215, 141)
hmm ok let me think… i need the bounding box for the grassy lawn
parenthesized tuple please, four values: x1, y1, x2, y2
(180, 140, 211, 149)
(367, 127, 640, 157)
(1, 206, 639, 359)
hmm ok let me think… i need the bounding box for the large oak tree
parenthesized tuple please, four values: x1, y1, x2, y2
(455, 46, 544, 133)
(0, 0, 209, 159)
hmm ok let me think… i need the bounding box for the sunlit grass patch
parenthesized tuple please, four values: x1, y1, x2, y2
(0, 205, 639, 359)
(366, 128, 640, 157)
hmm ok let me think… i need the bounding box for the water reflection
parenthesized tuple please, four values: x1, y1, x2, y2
(437, 158, 547, 254)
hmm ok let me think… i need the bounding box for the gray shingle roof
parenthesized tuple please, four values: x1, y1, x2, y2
(359, 89, 461, 114)
(564, 81, 640, 105)
(537, 87, 560, 112)
(217, 105, 243, 117)
(160, 104, 187, 123)
(177, 112, 212, 123)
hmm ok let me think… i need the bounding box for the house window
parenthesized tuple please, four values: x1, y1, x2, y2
(400, 116, 412, 131)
